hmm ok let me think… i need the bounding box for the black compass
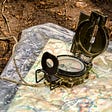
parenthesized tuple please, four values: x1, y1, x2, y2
(35, 11, 109, 90)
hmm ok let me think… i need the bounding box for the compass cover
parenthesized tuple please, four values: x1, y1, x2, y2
(71, 11, 109, 58)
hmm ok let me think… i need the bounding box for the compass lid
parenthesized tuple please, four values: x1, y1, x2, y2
(71, 11, 109, 60)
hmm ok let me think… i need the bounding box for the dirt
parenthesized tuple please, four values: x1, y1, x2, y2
(0, 0, 112, 74)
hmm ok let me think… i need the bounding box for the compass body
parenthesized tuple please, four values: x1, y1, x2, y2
(57, 55, 88, 87)
(35, 11, 109, 90)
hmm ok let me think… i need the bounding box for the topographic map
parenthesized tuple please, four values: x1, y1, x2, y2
(8, 39, 112, 112)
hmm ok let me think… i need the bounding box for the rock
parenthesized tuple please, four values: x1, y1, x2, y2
(75, 1, 87, 8)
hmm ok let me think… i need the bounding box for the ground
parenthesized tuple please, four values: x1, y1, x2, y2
(0, 0, 112, 74)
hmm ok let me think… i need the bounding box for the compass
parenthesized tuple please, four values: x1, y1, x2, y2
(35, 11, 109, 90)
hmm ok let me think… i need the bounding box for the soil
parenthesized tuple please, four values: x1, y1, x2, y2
(0, 0, 112, 74)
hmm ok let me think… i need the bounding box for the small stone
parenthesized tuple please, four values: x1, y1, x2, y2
(75, 1, 87, 8)
(72, 24, 76, 30)
(40, 1, 46, 5)
(57, 11, 63, 16)
(15, 15, 20, 19)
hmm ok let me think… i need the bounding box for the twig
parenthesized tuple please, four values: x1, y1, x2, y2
(1, 0, 11, 34)
(1, 0, 18, 43)
(0, 36, 13, 40)
(1, 0, 18, 55)
(2, 0, 7, 5)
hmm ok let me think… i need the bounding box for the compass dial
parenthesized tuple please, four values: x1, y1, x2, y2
(58, 55, 85, 74)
